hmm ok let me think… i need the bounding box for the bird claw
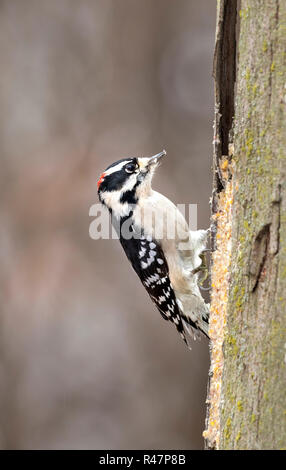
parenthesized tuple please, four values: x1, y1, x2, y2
(191, 251, 206, 274)
(199, 268, 209, 286)
(192, 251, 211, 290)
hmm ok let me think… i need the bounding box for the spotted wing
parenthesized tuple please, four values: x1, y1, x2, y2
(119, 231, 197, 343)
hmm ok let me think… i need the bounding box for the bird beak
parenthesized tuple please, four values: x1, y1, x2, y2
(147, 150, 166, 166)
(138, 150, 166, 176)
(139, 150, 166, 172)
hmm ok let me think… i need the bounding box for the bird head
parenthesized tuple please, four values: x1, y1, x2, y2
(97, 150, 166, 214)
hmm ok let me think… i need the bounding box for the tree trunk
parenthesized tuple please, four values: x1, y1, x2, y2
(204, 0, 286, 450)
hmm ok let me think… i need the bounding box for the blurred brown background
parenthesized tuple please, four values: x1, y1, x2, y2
(0, 0, 215, 449)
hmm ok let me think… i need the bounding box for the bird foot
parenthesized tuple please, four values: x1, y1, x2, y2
(192, 251, 211, 290)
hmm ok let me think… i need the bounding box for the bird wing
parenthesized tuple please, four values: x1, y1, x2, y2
(119, 229, 199, 343)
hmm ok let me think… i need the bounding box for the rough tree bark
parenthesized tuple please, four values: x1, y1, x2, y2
(204, 0, 286, 450)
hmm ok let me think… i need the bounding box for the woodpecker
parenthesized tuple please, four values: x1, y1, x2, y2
(97, 150, 209, 346)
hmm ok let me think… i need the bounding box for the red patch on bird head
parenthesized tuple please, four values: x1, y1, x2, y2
(97, 172, 106, 190)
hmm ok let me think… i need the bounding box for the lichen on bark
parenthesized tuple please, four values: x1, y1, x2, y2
(203, 170, 233, 448)
(205, 0, 286, 450)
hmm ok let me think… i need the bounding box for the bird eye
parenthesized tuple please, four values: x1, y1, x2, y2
(125, 162, 137, 173)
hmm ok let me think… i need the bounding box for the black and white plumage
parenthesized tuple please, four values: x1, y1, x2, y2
(97, 151, 209, 346)
(120, 230, 190, 342)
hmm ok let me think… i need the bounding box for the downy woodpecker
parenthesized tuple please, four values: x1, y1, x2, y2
(97, 150, 209, 346)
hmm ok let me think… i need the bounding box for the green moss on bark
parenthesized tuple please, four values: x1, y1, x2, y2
(218, 0, 286, 450)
